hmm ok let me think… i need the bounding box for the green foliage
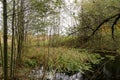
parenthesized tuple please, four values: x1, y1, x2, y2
(72, 0, 120, 46)
(47, 48, 104, 72)
(23, 47, 104, 72)
(59, 36, 78, 47)
(29, 0, 63, 35)
(24, 59, 37, 68)
(54, 0, 63, 7)
(31, 0, 52, 16)
(88, 53, 104, 64)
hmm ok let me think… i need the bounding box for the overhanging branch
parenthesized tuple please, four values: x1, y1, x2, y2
(111, 14, 120, 39)
(90, 13, 120, 37)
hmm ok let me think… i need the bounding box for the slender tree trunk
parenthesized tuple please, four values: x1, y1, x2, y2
(16, 0, 25, 65)
(0, 38, 3, 74)
(24, 21, 29, 44)
(3, 0, 8, 80)
(10, 0, 15, 79)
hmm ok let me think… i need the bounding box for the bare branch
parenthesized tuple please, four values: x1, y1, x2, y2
(90, 13, 120, 37)
(111, 14, 120, 39)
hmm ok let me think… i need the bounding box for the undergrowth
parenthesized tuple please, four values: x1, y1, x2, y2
(22, 47, 104, 73)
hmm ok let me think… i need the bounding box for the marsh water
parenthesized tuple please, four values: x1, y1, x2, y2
(28, 56, 120, 80)
(29, 66, 83, 80)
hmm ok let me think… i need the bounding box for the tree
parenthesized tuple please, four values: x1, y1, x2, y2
(14, 0, 25, 66)
(68, 0, 120, 49)
(10, 0, 15, 79)
(3, 0, 8, 79)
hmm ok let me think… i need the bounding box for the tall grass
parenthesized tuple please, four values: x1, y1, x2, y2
(22, 47, 104, 73)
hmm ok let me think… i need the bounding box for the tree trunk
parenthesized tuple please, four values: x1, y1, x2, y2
(10, 0, 15, 79)
(16, 0, 25, 66)
(3, 0, 8, 80)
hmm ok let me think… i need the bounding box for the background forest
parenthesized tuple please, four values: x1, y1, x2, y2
(0, 0, 120, 80)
